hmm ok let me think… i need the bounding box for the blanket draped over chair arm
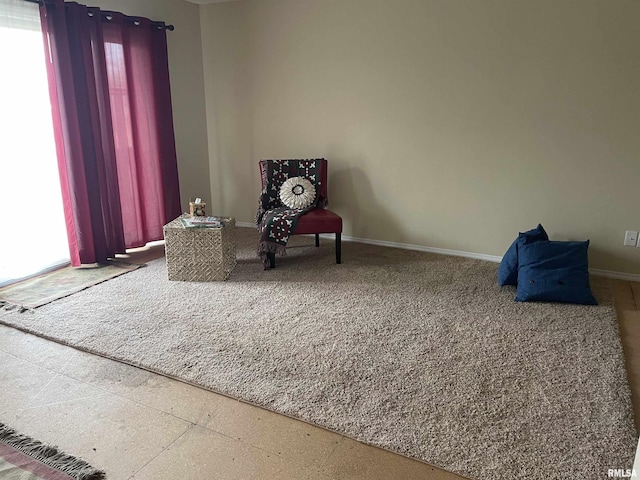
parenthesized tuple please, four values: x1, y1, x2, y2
(255, 159, 342, 269)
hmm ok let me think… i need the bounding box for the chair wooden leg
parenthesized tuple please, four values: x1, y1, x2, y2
(336, 233, 342, 264)
(315, 234, 320, 247)
(268, 252, 275, 268)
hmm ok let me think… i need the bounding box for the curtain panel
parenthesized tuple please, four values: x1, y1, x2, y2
(39, 0, 181, 265)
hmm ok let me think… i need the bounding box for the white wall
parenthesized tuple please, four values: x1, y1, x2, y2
(200, 0, 640, 274)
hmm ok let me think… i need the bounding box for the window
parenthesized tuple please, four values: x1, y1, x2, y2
(0, 0, 69, 285)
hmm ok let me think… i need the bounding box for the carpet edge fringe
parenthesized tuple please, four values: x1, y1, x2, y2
(0, 422, 106, 480)
(0, 301, 32, 313)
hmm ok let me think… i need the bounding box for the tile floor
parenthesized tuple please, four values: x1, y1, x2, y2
(0, 324, 465, 480)
(1, 262, 638, 479)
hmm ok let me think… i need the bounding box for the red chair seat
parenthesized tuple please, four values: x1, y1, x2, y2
(293, 209, 342, 235)
(258, 158, 343, 268)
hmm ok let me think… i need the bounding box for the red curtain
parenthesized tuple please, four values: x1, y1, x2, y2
(40, 0, 181, 266)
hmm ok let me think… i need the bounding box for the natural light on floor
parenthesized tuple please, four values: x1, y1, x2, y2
(0, 20, 69, 286)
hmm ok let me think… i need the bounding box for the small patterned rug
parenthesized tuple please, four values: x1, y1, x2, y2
(0, 261, 143, 310)
(0, 422, 104, 479)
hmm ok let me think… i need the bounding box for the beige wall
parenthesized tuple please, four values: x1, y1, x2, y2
(200, 1, 250, 218)
(201, 0, 640, 274)
(91, 0, 210, 212)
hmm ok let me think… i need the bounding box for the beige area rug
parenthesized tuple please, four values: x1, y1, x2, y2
(0, 261, 143, 309)
(0, 422, 105, 479)
(0, 228, 636, 480)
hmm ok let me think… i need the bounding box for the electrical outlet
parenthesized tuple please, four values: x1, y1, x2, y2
(624, 230, 639, 247)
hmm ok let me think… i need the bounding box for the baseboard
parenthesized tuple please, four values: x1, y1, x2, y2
(338, 235, 640, 281)
(236, 223, 640, 282)
(332, 233, 503, 263)
(589, 269, 640, 282)
(236, 221, 255, 229)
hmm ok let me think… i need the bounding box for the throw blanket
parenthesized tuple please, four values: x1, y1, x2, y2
(256, 159, 327, 268)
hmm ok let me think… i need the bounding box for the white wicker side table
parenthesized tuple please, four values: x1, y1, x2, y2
(163, 215, 237, 281)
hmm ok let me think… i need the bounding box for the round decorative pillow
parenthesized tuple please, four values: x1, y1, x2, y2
(279, 176, 316, 209)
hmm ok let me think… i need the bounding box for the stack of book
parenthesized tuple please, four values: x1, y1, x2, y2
(181, 216, 224, 228)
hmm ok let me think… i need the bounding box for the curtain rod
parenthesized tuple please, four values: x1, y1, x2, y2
(22, 0, 175, 31)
